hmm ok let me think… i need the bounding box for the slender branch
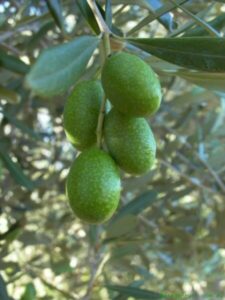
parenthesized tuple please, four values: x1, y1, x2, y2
(96, 34, 111, 148)
(86, 1, 111, 148)
(162, 125, 225, 194)
(159, 158, 214, 193)
(82, 251, 110, 300)
(96, 94, 107, 148)
(168, 0, 220, 37)
(126, 0, 189, 36)
(87, 0, 110, 33)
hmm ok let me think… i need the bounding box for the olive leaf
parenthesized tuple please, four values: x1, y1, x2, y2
(106, 285, 165, 299)
(128, 37, 225, 72)
(0, 49, 29, 74)
(25, 35, 100, 97)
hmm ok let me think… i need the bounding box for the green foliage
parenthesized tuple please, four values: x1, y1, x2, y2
(129, 37, 225, 72)
(0, 275, 10, 300)
(104, 109, 156, 175)
(106, 284, 165, 299)
(0, 144, 36, 191)
(0, 49, 29, 74)
(20, 283, 36, 300)
(63, 80, 103, 150)
(102, 52, 161, 116)
(1, 1, 225, 299)
(66, 148, 121, 224)
(25, 36, 100, 96)
(46, 0, 65, 33)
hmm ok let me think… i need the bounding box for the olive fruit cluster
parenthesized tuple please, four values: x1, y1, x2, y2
(63, 52, 161, 224)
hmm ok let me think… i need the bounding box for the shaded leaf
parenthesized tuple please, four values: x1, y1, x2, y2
(110, 245, 139, 260)
(0, 147, 36, 191)
(106, 215, 138, 239)
(0, 275, 10, 300)
(26, 21, 54, 50)
(77, 1, 100, 34)
(0, 85, 20, 103)
(111, 191, 157, 224)
(177, 70, 225, 93)
(0, 50, 30, 74)
(105, 0, 112, 29)
(183, 13, 225, 37)
(1, 110, 42, 140)
(51, 259, 73, 275)
(20, 283, 36, 300)
(126, 0, 188, 35)
(147, 56, 225, 93)
(145, 0, 176, 31)
(25, 35, 100, 97)
(128, 37, 225, 72)
(106, 285, 165, 299)
(46, 0, 65, 32)
(0, 220, 24, 244)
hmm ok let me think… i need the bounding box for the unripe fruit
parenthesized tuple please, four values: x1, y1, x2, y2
(63, 80, 103, 150)
(104, 109, 156, 175)
(66, 148, 121, 224)
(101, 52, 161, 116)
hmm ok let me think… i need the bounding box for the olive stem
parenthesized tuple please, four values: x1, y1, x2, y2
(86, 0, 111, 34)
(87, 1, 111, 148)
(96, 37, 111, 149)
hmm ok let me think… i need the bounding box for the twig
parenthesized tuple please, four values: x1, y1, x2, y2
(162, 126, 225, 193)
(87, 0, 111, 33)
(40, 277, 79, 300)
(159, 158, 214, 193)
(168, 0, 220, 37)
(96, 94, 107, 148)
(82, 250, 110, 300)
(0, 42, 22, 56)
(126, 0, 189, 36)
(96, 33, 111, 148)
(87, 1, 111, 148)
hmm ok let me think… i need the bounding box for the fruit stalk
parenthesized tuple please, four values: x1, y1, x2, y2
(86, 1, 111, 148)
(96, 33, 111, 148)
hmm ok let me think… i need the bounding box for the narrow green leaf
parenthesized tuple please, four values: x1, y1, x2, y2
(46, 0, 65, 32)
(145, 0, 176, 31)
(177, 70, 225, 93)
(183, 13, 225, 37)
(0, 275, 10, 300)
(0, 85, 20, 103)
(0, 159, 2, 181)
(1, 110, 42, 140)
(105, 0, 112, 29)
(111, 191, 157, 224)
(20, 283, 36, 300)
(106, 285, 165, 299)
(126, 0, 188, 35)
(146, 56, 225, 93)
(129, 37, 225, 72)
(26, 21, 54, 50)
(0, 13, 7, 28)
(96, 2, 122, 36)
(0, 147, 36, 191)
(0, 220, 23, 243)
(0, 50, 30, 74)
(77, 1, 100, 34)
(106, 215, 138, 238)
(25, 35, 100, 97)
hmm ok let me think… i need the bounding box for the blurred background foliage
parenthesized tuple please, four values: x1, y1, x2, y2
(0, 0, 225, 299)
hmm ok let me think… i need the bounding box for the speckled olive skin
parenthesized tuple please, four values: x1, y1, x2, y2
(101, 52, 161, 116)
(63, 80, 103, 150)
(66, 148, 121, 224)
(104, 109, 156, 175)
